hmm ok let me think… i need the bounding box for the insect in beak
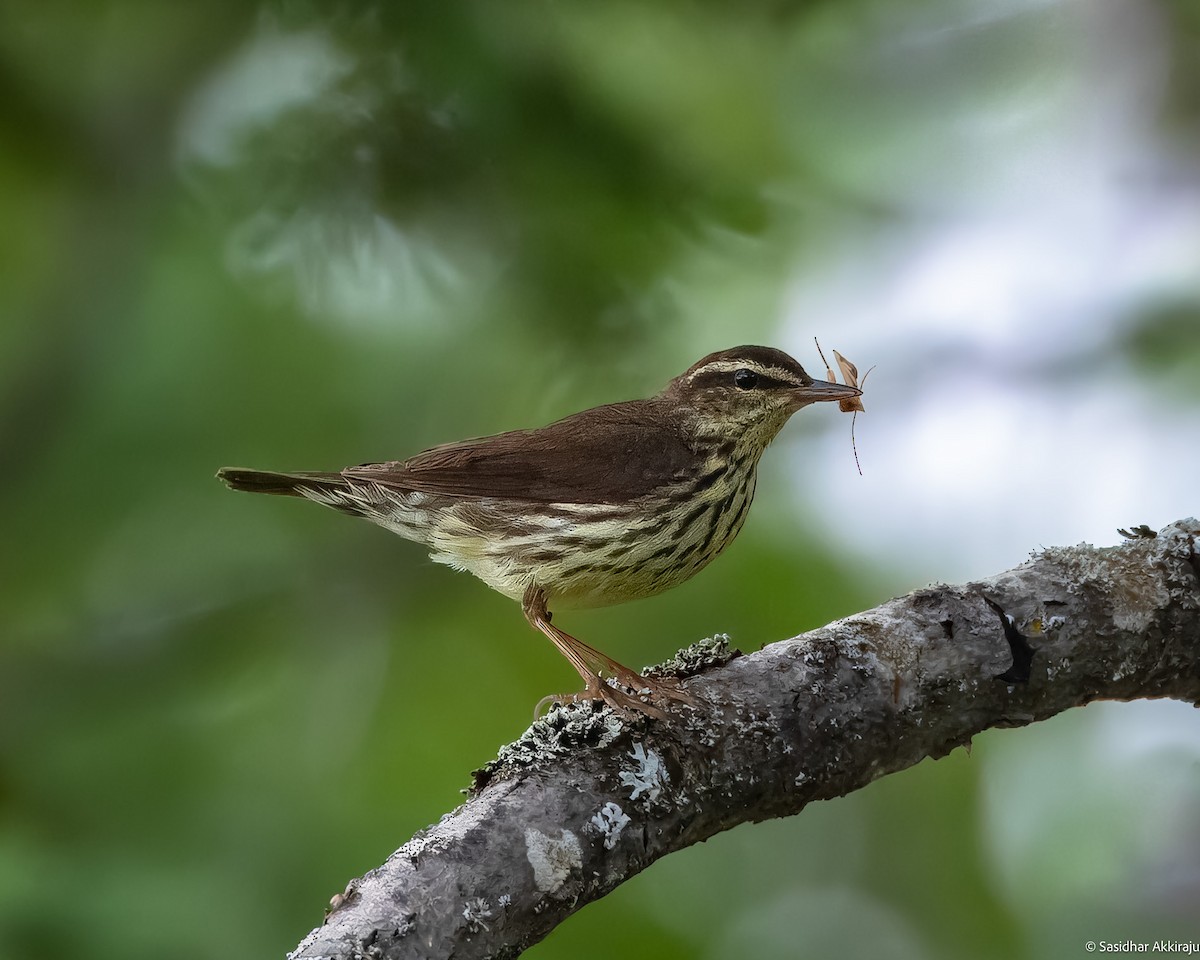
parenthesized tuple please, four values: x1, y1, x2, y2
(814, 339, 874, 475)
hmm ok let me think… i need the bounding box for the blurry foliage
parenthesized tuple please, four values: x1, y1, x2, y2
(1124, 299, 1200, 387)
(183, 2, 795, 340)
(1, 1, 1198, 959)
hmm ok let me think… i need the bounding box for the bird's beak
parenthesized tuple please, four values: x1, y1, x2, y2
(792, 379, 863, 405)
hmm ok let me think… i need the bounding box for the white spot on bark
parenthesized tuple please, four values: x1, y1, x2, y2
(462, 897, 492, 932)
(620, 742, 668, 802)
(590, 802, 631, 850)
(524, 828, 581, 893)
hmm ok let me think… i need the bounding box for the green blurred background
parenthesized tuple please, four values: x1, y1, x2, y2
(3, 2, 1199, 958)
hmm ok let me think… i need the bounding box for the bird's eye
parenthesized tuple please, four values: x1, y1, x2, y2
(733, 368, 759, 390)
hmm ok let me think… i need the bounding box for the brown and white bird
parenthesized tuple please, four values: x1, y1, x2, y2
(218, 345, 860, 717)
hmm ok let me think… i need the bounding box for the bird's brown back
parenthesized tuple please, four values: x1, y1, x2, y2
(344, 398, 700, 504)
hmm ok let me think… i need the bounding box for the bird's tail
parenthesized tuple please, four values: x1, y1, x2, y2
(216, 467, 347, 497)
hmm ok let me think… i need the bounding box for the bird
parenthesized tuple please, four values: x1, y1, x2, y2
(217, 345, 861, 718)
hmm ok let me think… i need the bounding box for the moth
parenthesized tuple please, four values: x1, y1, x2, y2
(814, 339, 873, 474)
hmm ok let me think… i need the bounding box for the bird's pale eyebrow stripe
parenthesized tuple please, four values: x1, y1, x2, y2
(686, 360, 804, 385)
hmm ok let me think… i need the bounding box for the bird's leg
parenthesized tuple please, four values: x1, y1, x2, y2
(522, 584, 659, 719)
(521, 584, 692, 720)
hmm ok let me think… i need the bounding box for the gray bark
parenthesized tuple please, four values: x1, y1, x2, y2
(290, 519, 1200, 960)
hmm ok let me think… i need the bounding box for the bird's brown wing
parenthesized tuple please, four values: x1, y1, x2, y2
(343, 400, 697, 504)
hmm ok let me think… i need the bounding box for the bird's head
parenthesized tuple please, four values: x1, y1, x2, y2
(663, 345, 861, 445)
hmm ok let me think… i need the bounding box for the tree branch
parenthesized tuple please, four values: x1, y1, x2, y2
(290, 519, 1200, 960)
